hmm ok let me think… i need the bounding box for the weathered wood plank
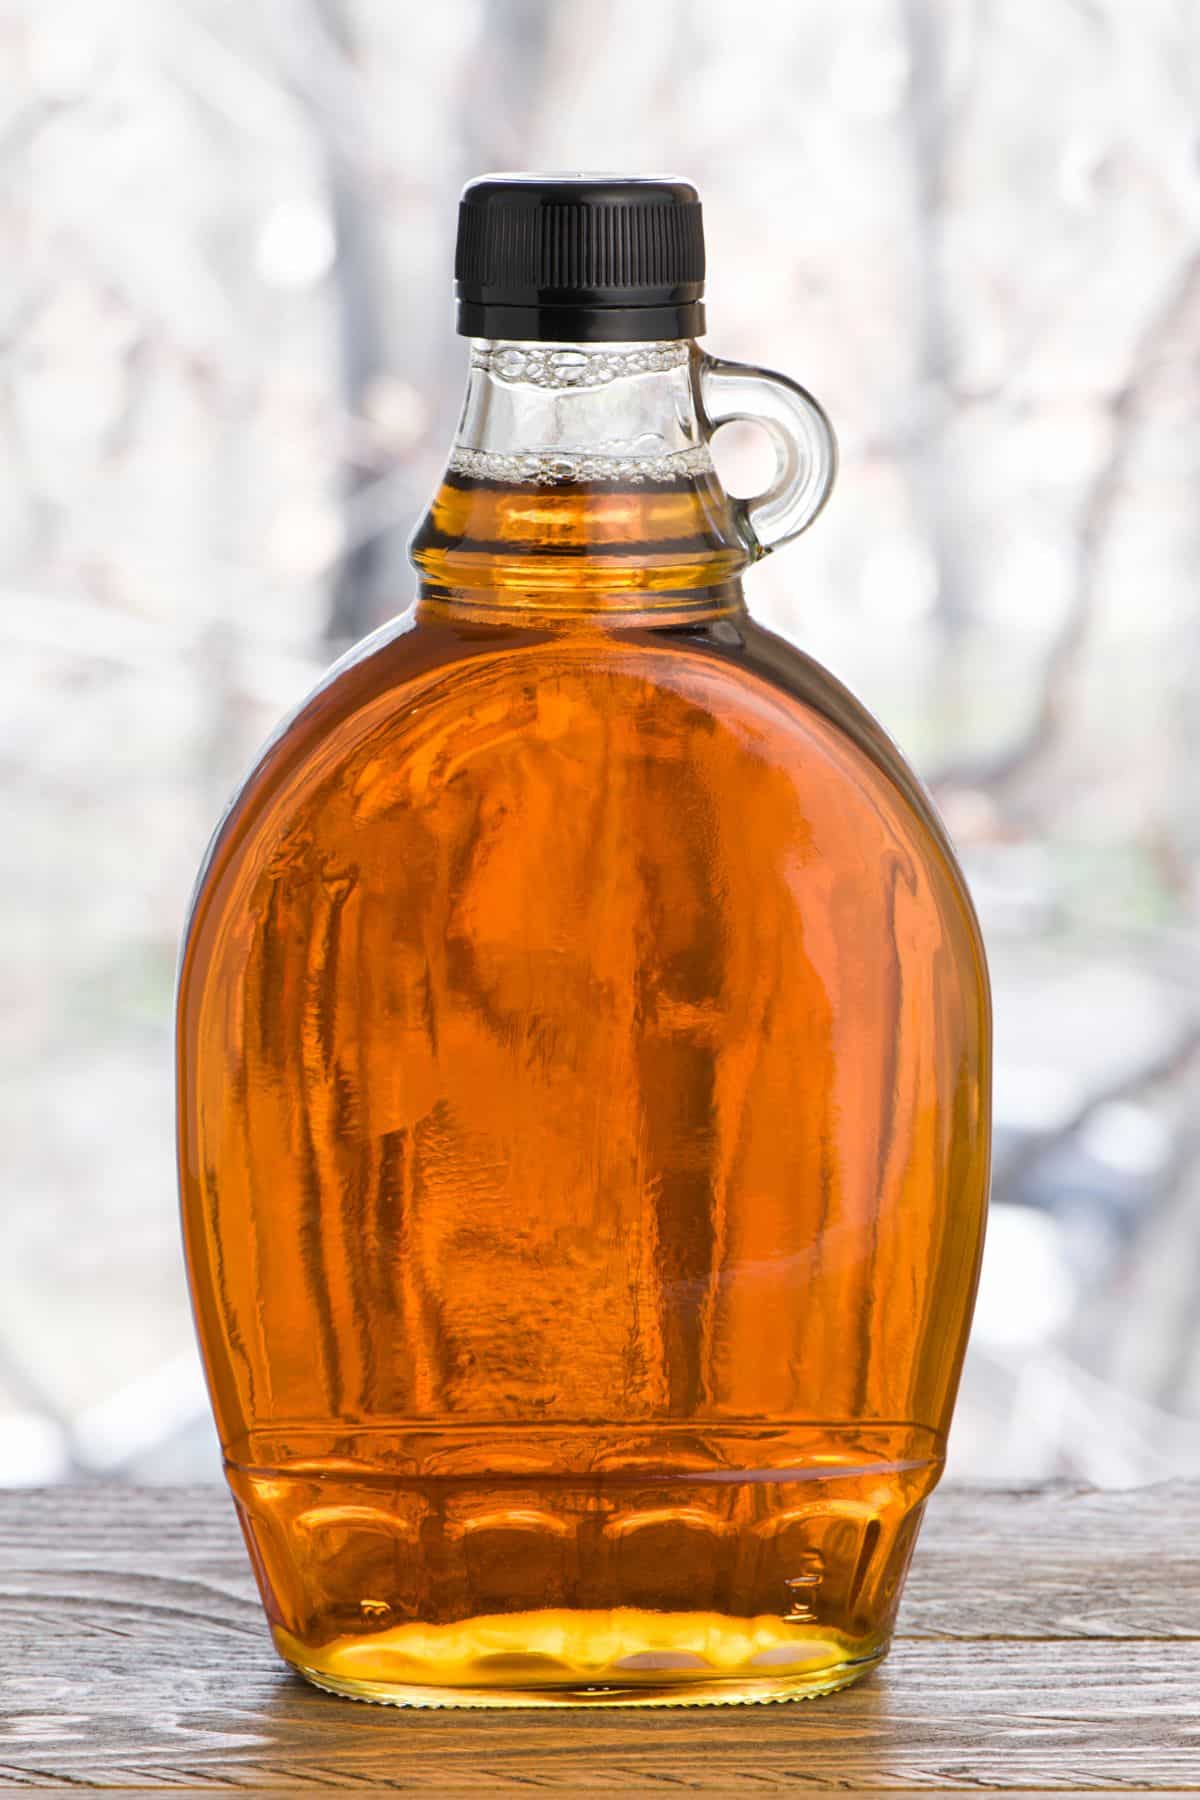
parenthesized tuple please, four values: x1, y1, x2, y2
(0, 1484, 1196, 1791)
(905, 1481, 1199, 1640)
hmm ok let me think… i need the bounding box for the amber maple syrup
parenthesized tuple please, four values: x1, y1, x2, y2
(179, 175, 989, 1709)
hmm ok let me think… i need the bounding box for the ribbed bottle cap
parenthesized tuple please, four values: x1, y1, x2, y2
(454, 174, 706, 342)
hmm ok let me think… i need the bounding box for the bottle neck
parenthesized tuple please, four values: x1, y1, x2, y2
(410, 339, 750, 622)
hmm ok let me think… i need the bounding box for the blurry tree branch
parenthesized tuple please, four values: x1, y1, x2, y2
(0, 1330, 85, 1481)
(931, 249, 1200, 796)
(281, 0, 562, 647)
(100, 330, 153, 462)
(1151, 1142, 1200, 1412)
(900, 0, 975, 739)
(288, 0, 403, 646)
(993, 1018, 1200, 1204)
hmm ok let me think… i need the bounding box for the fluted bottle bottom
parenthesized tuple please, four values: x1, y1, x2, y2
(231, 1420, 936, 1708)
(275, 1610, 889, 1708)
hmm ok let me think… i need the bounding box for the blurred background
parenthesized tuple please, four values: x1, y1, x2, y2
(5, 0, 1200, 1488)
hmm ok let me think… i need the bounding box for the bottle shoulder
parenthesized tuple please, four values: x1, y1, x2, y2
(196, 610, 947, 829)
(723, 618, 973, 891)
(728, 616, 988, 984)
(181, 608, 986, 987)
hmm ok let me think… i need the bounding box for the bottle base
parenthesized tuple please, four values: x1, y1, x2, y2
(288, 1653, 884, 1709)
(273, 1614, 888, 1709)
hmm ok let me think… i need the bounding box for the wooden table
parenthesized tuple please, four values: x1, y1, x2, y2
(1, 1482, 1196, 1794)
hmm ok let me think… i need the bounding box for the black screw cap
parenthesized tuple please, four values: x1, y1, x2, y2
(455, 173, 706, 342)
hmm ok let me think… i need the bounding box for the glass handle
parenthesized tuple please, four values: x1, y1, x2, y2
(698, 355, 838, 557)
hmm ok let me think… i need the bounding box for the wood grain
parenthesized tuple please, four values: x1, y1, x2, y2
(0, 1483, 1197, 1792)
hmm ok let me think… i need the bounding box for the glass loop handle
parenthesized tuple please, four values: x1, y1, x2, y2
(698, 355, 838, 557)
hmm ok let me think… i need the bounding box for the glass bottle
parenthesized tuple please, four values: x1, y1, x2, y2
(177, 176, 990, 1708)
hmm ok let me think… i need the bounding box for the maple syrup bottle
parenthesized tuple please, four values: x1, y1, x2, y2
(178, 176, 990, 1707)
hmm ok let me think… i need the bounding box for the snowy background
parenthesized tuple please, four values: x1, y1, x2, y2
(5, 0, 1200, 1485)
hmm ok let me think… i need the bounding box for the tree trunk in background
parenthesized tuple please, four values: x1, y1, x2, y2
(316, 0, 559, 649)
